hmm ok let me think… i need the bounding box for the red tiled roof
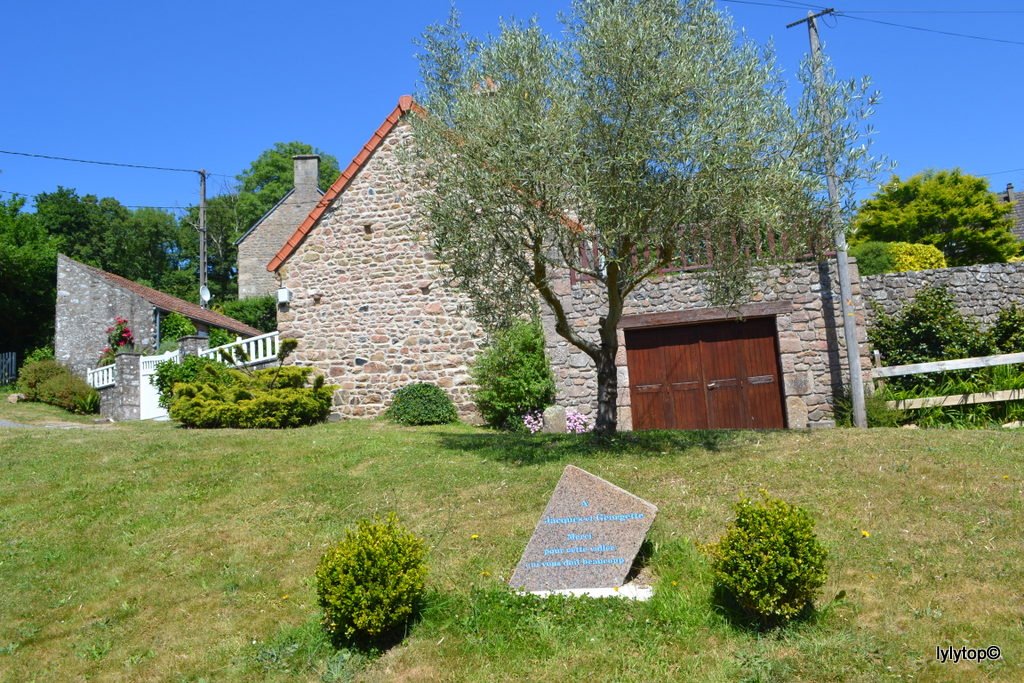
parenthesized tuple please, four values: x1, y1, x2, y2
(268, 95, 418, 272)
(78, 259, 262, 337)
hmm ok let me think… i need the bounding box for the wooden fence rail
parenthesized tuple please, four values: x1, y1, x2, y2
(870, 352, 1024, 411)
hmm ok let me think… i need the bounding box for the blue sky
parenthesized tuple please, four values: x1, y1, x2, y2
(2, 0, 1022, 213)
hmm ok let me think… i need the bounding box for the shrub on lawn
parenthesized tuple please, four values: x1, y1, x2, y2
(152, 355, 234, 408)
(168, 366, 333, 428)
(385, 383, 458, 425)
(471, 320, 555, 428)
(315, 514, 428, 646)
(17, 359, 98, 414)
(704, 492, 828, 628)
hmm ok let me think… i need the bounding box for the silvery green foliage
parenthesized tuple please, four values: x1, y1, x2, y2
(411, 0, 885, 433)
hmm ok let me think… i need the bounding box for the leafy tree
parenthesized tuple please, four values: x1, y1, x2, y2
(411, 0, 883, 434)
(33, 187, 181, 288)
(234, 142, 340, 231)
(0, 196, 57, 357)
(851, 169, 1021, 266)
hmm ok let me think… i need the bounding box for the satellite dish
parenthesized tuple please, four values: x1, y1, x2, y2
(199, 286, 211, 304)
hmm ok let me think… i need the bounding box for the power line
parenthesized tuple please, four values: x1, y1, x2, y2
(844, 10, 1024, 15)
(980, 167, 1024, 178)
(0, 149, 200, 174)
(836, 13, 1024, 46)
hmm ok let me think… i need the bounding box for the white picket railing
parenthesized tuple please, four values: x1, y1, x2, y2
(87, 364, 117, 389)
(0, 352, 15, 384)
(141, 349, 181, 373)
(200, 331, 280, 367)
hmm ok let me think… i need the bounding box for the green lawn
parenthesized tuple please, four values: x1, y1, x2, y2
(1, 399, 1022, 681)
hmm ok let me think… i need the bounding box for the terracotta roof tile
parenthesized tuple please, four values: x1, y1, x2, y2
(267, 96, 419, 272)
(78, 259, 262, 337)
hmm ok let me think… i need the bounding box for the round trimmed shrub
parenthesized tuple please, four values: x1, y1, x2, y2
(704, 492, 828, 627)
(386, 383, 458, 425)
(315, 514, 428, 645)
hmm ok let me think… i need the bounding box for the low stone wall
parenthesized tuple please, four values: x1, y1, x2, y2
(540, 260, 871, 429)
(860, 262, 1024, 327)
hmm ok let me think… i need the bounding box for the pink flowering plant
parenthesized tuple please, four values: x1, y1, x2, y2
(566, 409, 591, 434)
(97, 317, 136, 366)
(521, 410, 543, 434)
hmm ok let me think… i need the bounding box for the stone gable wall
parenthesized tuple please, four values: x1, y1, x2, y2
(276, 121, 486, 419)
(238, 189, 321, 299)
(860, 261, 1024, 327)
(55, 255, 157, 378)
(541, 261, 871, 429)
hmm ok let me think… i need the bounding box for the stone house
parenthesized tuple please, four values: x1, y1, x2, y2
(267, 96, 870, 429)
(56, 254, 261, 378)
(995, 182, 1024, 241)
(269, 97, 487, 418)
(235, 154, 324, 299)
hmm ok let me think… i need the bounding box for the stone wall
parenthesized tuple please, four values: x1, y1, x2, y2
(55, 254, 157, 378)
(276, 120, 486, 419)
(541, 260, 871, 429)
(98, 352, 142, 421)
(237, 155, 322, 299)
(860, 262, 1024, 327)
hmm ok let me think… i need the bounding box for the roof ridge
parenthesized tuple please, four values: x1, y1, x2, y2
(267, 96, 418, 272)
(62, 254, 263, 337)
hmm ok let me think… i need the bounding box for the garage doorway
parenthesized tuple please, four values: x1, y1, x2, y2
(625, 317, 785, 430)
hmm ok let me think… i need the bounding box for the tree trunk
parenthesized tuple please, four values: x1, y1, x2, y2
(593, 341, 618, 436)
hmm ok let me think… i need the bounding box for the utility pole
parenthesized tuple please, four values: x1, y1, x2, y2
(198, 169, 208, 309)
(788, 9, 867, 428)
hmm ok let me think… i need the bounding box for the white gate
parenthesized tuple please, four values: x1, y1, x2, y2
(139, 350, 179, 420)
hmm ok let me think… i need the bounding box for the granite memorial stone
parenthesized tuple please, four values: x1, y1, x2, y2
(509, 465, 657, 592)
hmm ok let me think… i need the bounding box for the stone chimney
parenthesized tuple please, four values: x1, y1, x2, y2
(293, 154, 320, 199)
(1007, 182, 1015, 201)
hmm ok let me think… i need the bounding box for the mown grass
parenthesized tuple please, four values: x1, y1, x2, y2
(1, 396, 1022, 681)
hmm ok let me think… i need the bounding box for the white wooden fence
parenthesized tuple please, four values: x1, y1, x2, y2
(87, 363, 117, 389)
(199, 331, 280, 367)
(0, 352, 15, 385)
(871, 351, 1024, 411)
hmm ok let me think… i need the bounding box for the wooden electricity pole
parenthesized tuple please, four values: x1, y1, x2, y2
(198, 169, 208, 309)
(788, 9, 867, 427)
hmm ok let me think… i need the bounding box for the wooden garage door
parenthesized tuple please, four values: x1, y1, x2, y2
(625, 317, 785, 430)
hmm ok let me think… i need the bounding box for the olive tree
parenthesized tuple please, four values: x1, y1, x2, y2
(411, 0, 883, 435)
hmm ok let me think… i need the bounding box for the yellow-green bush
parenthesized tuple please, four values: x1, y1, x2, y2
(168, 366, 333, 428)
(704, 492, 828, 627)
(850, 241, 945, 276)
(889, 242, 946, 272)
(315, 514, 428, 646)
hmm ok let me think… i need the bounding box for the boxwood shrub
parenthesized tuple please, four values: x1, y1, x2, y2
(704, 492, 828, 628)
(315, 514, 428, 646)
(385, 383, 458, 425)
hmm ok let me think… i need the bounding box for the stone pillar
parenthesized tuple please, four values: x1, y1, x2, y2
(178, 335, 209, 358)
(110, 352, 142, 421)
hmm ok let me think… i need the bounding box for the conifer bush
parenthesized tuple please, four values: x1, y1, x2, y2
(385, 383, 458, 425)
(315, 514, 428, 646)
(704, 492, 828, 627)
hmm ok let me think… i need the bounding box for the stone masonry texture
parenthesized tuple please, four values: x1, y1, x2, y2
(237, 155, 323, 299)
(860, 262, 1024, 328)
(540, 261, 872, 430)
(276, 121, 486, 419)
(56, 254, 157, 378)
